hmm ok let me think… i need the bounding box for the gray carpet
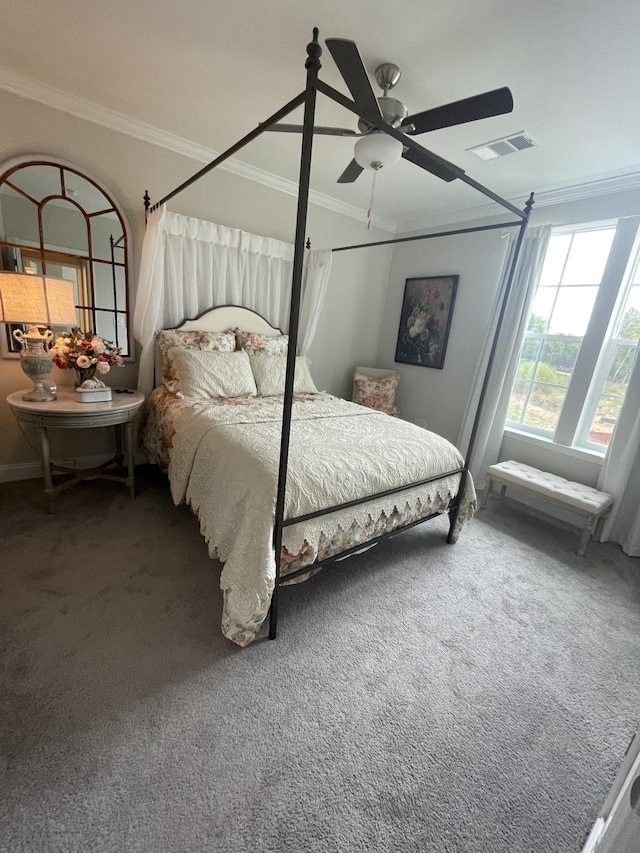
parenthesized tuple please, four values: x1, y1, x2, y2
(1, 466, 639, 853)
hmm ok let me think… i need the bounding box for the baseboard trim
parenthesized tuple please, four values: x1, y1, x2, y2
(0, 452, 147, 483)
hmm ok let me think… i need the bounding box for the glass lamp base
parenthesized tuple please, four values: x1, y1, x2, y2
(22, 381, 56, 402)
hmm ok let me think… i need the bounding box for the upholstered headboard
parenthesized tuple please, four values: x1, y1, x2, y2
(154, 305, 284, 386)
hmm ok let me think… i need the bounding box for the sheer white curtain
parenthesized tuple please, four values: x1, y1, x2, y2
(458, 225, 552, 483)
(597, 348, 640, 556)
(134, 207, 332, 395)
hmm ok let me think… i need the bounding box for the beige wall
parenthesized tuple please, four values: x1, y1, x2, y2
(376, 228, 512, 445)
(0, 88, 394, 478)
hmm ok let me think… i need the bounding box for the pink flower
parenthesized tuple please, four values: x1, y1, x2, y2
(50, 328, 123, 372)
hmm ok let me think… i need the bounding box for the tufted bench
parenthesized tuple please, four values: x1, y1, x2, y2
(480, 460, 614, 557)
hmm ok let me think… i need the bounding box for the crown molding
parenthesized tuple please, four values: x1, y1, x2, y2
(526, 171, 640, 207)
(4, 65, 636, 238)
(396, 171, 640, 234)
(0, 65, 396, 234)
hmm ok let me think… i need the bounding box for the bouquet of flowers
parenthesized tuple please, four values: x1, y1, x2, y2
(51, 328, 124, 386)
(397, 281, 445, 366)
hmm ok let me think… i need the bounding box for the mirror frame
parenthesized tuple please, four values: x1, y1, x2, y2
(0, 156, 131, 359)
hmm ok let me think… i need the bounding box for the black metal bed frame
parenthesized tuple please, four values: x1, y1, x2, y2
(143, 28, 534, 641)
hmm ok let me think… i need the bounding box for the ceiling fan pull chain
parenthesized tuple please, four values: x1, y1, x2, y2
(367, 168, 378, 230)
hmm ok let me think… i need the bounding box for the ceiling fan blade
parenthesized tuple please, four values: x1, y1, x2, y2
(402, 87, 513, 134)
(264, 123, 359, 137)
(325, 38, 382, 121)
(401, 147, 461, 183)
(337, 159, 364, 184)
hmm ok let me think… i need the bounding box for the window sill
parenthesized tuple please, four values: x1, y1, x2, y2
(503, 427, 606, 465)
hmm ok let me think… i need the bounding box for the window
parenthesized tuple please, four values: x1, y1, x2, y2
(579, 255, 640, 446)
(0, 160, 130, 356)
(507, 218, 640, 451)
(19, 248, 93, 332)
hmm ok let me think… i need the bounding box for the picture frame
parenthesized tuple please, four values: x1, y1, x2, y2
(394, 275, 459, 369)
(1, 323, 26, 358)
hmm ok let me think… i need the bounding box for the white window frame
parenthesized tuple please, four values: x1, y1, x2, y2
(507, 215, 640, 453)
(575, 232, 640, 450)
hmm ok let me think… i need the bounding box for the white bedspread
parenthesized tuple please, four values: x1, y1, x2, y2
(168, 394, 475, 645)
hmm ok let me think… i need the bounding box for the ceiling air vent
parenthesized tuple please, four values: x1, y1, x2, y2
(467, 132, 538, 161)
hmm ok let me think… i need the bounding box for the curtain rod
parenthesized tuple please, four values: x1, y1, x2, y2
(331, 219, 525, 253)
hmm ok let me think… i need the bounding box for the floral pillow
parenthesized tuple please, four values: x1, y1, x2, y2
(234, 328, 289, 356)
(352, 373, 399, 416)
(157, 329, 236, 392)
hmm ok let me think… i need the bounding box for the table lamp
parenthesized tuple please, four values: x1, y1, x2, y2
(0, 271, 78, 402)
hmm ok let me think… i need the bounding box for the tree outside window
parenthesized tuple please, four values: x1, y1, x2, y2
(507, 219, 640, 451)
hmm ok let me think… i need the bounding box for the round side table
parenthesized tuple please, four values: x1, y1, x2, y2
(7, 387, 145, 513)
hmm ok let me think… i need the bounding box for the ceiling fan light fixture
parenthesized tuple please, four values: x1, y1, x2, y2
(354, 132, 403, 171)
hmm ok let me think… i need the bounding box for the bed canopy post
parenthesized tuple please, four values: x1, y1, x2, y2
(269, 28, 322, 640)
(446, 191, 535, 543)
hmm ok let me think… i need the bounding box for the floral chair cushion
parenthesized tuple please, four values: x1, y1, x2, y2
(352, 372, 400, 416)
(157, 329, 236, 392)
(234, 328, 289, 355)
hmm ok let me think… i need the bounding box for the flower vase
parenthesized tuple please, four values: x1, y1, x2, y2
(13, 326, 57, 402)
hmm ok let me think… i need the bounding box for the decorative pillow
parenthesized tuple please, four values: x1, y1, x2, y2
(169, 348, 257, 398)
(250, 355, 319, 396)
(157, 329, 236, 392)
(352, 373, 399, 416)
(234, 328, 289, 356)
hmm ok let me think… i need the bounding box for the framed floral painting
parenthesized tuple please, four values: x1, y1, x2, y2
(394, 275, 459, 369)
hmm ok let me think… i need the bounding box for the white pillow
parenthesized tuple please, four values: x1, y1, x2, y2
(250, 355, 319, 396)
(156, 329, 236, 392)
(169, 348, 257, 398)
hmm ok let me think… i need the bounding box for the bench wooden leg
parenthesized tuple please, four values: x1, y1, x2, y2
(480, 474, 493, 509)
(577, 513, 596, 557)
(593, 513, 608, 541)
(499, 484, 507, 498)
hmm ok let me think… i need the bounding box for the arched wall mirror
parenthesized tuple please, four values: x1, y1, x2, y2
(0, 159, 131, 357)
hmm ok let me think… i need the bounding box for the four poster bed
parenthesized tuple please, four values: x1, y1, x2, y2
(137, 29, 534, 646)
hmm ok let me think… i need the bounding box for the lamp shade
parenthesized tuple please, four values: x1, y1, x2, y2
(0, 272, 77, 326)
(354, 132, 404, 171)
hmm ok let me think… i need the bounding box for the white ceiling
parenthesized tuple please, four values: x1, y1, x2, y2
(2, 0, 640, 228)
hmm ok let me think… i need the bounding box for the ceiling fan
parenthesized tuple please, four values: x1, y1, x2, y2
(267, 38, 514, 184)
